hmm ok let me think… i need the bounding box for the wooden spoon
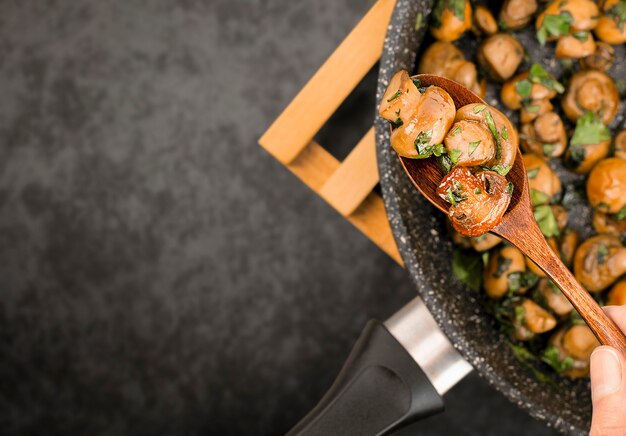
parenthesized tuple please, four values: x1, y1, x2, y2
(399, 74, 626, 353)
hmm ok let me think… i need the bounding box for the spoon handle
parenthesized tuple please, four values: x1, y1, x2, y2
(502, 220, 626, 354)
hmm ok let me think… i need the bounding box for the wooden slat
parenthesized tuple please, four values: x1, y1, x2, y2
(270, 140, 403, 266)
(258, 0, 396, 164)
(319, 127, 379, 216)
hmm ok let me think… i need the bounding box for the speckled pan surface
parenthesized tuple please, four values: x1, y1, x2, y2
(373, 1, 618, 434)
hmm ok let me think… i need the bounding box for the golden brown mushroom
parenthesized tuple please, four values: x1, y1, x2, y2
(500, 0, 538, 30)
(562, 70, 619, 124)
(573, 235, 626, 292)
(587, 157, 626, 214)
(555, 31, 596, 58)
(437, 167, 512, 237)
(520, 112, 567, 158)
(515, 298, 558, 335)
(614, 129, 626, 161)
(473, 5, 498, 35)
(444, 120, 496, 166)
(579, 41, 615, 71)
(607, 280, 626, 306)
(593, 210, 626, 237)
(477, 33, 525, 82)
(430, 0, 472, 42)
(470, 233, 502, 252)
(549, 324, 600, 378)
(538, 279, 574, 317)
(483, 246, 527, 299)
(388, 86, 456, 159)
(379, 70, 422, 123)
(594, 0, 626, 44)
(565, 112, 612, 174)
(523, 154, 562, 206)
(454, 103, 518, 173)
(418, 41, 485, 97)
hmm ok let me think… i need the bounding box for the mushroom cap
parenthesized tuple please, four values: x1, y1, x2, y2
(538, 279, 574, 317)
(555, 32, 596, 59)
(593, 210, 626, 236)
(477, 33, 525, 82)
(594, 0, 626, 44)
(522, 154, 562, 205)
(562, 70, 619, 124)
(431, 1, 472, 42)
(573, 234, 626, 292)
(579, 41, 615, 71)
(607, 280, 626, 306)
(587, 157, 626, 213)
(483, 245, 526, 299)
(444, 120, 496, 166)
(537, 0, 600, 33)
(501, 72, 557, 110)
(473, 5, 498, 35)
(500, 0, 538, 30)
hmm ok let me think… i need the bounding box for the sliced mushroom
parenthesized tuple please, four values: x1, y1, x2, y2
(455, 103, 518, 173)
(379, 70, 422, 123)
(587, 157, 626, 214)
(470, 233, 502, 252)
(614, 129, 626, 161)
(607, 280, 626, 306)
(483, 245, 526, 299)
(593, 210, 626, 237)
(437, 167, 512, 237)
(501, 72, 558, 111)
(473, 5, 498, 35)
(594, 0, 626, 44)
(520, 99, 554, 124)
(389, 86, 456, 158)
(562, 70, 619, 124)
(477, 33, 525, 82)
(520, 112, 567, 158)
(500, 0, 538, 30)
(555, 31, 596, 59)
(579, 41, 615, 71)
(550, 325, 600, 378)
(538, 279, 574, 317)
(444, 120, 496, 166)
(418, 41, 484, 97)
(565, 139, 612, 174)
(430, 0, 472, 42)
(523, 154, 562, 206)
(573, 235, 626, 292)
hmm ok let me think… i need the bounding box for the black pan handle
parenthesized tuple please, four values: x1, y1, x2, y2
(287, 320, 444, 436)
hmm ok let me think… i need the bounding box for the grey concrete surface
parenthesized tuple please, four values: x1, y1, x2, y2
(0, 0, 558, 434)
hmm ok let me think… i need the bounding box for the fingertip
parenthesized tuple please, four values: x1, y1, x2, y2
(591, 346, 623, 403)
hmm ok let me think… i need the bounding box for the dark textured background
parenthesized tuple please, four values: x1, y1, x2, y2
(0, 1, 558, 434)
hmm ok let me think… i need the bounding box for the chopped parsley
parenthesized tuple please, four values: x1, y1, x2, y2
(527, 168, 540, 179)
(537, 11, 574, 45)
(438, 154, 453, 173)
(501, 127, 509, 140)
(534, 205, 560, 237)
(541, 346, 574, 374)
(415, 12, 423, 31)
(491, 164, 512, 176)
(451, 126, 462, 136)
(473, 104, 487, 113)
(449, 148, 462, 164)
(414, 131, 447, 158)
(528, 64, 565, 94)
(451, 249, 483, 292)
(390, 118, 404, 128)
(526, 105, 540, 113)
(507, 182, 514, 196)
(515, 80, 532, 99)
(484, 110, 502, 159)
(570, 112, 611, 146)
(542, 143, 558, 156)
(475, 188, 482, 194)
(508, 272, 539, 293)
(606, 0, 626, 31)
(386, 90, 402, 102)
(412, 78, 421, 88)
(446, 181, 466, 206)
(468, 140, 481, 156)
(530, 189, 550, 206)
(572, 31, 589, 42)
(494, 256, 513, 278)
(431, 0, 467, 28)
(597, 244, 610, 264)
(514, 305, 526, 324)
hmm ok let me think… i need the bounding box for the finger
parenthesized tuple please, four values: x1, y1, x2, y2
(603, 306, 626, 333)
(589, 346, 626, 435)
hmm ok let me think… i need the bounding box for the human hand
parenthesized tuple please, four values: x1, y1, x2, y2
(590, 305, 626, 436)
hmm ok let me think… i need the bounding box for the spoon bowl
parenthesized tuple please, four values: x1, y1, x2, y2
(397, 74, 626, 353)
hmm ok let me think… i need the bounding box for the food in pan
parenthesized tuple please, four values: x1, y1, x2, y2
(380, 0, 626, 380)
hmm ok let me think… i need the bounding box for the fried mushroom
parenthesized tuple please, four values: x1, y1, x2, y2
(579, 41, 615, 71)
(501, 71, 559, 111)
(607, 280, 626, 306)
(614, 129, 626, 161)
(470, 233, 502, 252)
(477, 33, 525, 82)
(379, 70, 422, 123)
(538, 279, 574, 317)
(483, 246, 527, 299)
(520, 112, 567, 158)
(437, 167, 512, 237)
(594, 0, 626, 44)
(562, 70, 619, 124)
(587, 157, 626, 214)
(549, 325, 600, 378)
(555, 31, 596, 59)
(418, 41, 485, 97)
(500, 0, 538, 30)
(473, 5, 498, 35)
(565, 112, 612, 174)
(444, 120, 496, 166)
(514, 298, 558, 336)
(523, 154, 562, 206)
(573, 235, 626, 292)
(389, 86, 456, 158)
(593, 211, 626, 237)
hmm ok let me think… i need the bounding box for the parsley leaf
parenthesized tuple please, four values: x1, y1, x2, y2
(508, 271, 539, 293)
(528, 64, 565, 94)
(570, 112, 611, 146)
(541, 346, 574, 373)
(452, 249, 483, 292)
(468, 140, 481, 156)
(616, 205, 626, 221)
(491, 164, 512, 176)
(515, 80, 532, 99)
(534, 205, 560, 237)
(387, 90, 402, 102)
(530, 189, 550, 206)
(527, 168, 540, 179)
(484, 110, 501, 159)
(537, 11, 574, 45)
(473, 104, 487, 113)
(449, 148, 462, 164)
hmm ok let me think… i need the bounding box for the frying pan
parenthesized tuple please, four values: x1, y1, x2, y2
(288, 1, 626, 434)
